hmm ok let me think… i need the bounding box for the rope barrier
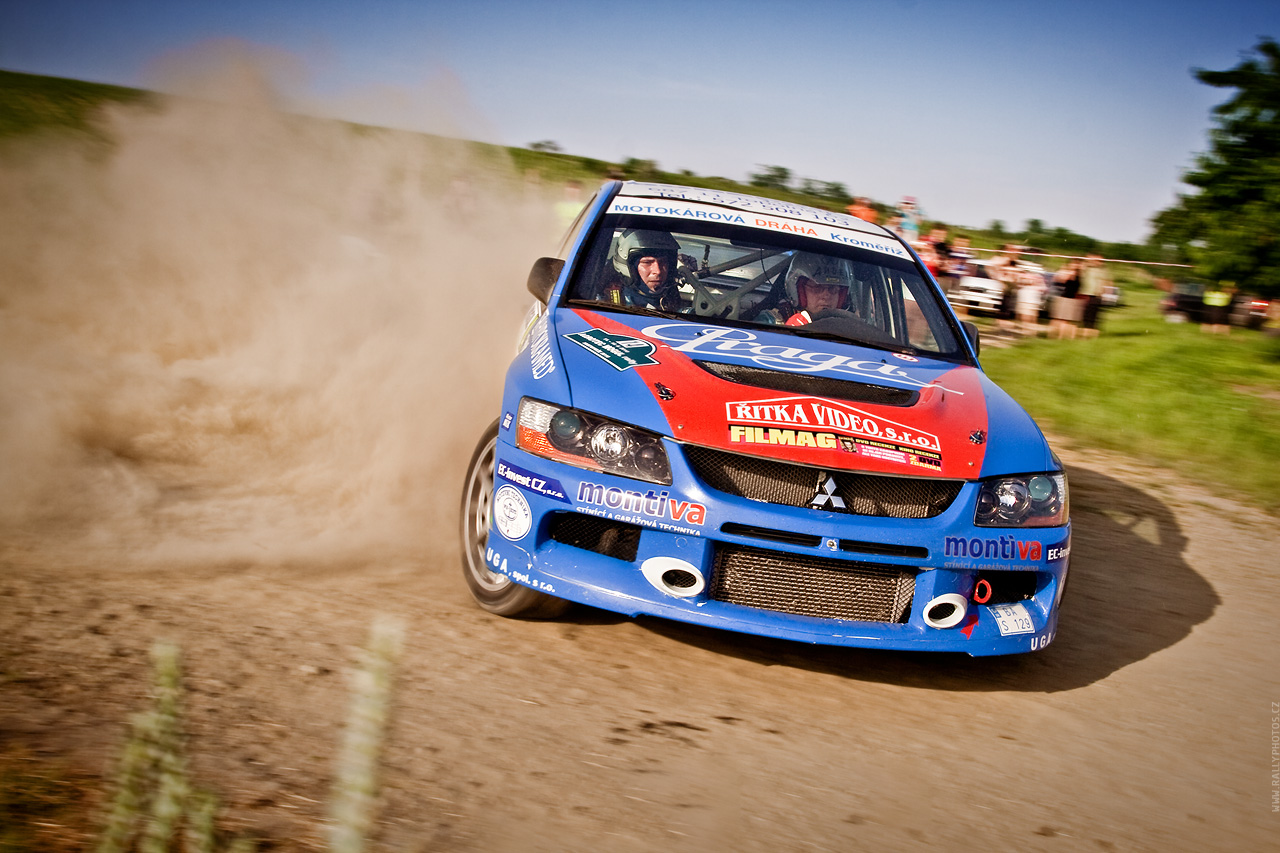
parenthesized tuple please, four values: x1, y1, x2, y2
(956, 246, 1192, 267)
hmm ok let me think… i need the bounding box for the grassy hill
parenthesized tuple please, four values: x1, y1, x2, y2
(0, 69, 153, 139)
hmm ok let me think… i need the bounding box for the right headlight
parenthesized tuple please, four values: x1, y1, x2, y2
(975, 472, 1068, 527)
(515, 398, 672, 485)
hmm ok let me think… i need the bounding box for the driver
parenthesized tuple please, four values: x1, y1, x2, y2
(601, 229, 684, 313)
(763, 252, 853, 325)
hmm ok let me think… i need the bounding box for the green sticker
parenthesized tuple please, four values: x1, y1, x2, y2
(564, 329, 659, 371)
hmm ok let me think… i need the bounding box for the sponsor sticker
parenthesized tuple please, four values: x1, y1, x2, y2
(607, 199, 906, 256)
(640, 324, 963, 394)
(530, 314, 555, 379)
(943, 535, 1043, 563)
(725, 396, 942, 468)
(496, 460, 569, 503)
(501, 411, 513, 430)
(564, 329, 659, 370)
(575, 481, 705, 535)
(492, 485, 532, 541)
(614, 183, 903, 256)
(989, 602, 1035, 636)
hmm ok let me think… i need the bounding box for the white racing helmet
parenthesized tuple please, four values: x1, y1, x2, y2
(783, 252, 852, 310)
(611, 228, 681, 287)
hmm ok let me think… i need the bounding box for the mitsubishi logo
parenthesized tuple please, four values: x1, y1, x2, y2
(810, 472, 846, 511)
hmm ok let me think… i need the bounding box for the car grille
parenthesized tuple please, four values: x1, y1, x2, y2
(683, 446, 963, 519)
(548, 513, 641, 562)
(710, 544, 916, 623)
(693, 361, 918, 406)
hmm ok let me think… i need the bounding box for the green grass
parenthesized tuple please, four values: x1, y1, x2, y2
(0, 70, 151, 139)
(980, 279, 1280, 512)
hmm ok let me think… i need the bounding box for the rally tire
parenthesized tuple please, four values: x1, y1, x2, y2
(459, 421, 570, 619)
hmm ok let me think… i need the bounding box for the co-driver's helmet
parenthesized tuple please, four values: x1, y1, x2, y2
(783, 252, 851, 310)
(611, 228, 681, 287)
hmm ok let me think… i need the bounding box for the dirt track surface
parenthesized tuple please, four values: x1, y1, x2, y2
(2, 441, 1277, 852)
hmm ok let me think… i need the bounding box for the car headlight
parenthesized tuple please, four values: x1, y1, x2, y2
(975, 472, 1068, 527)
(516, 398, 672, 485)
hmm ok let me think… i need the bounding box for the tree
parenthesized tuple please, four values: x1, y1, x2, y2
(1149, 38, 1280, 296)
(750, 165, 792, 190)
(621, 157, 658, 179)
(528, 140, 562, 153)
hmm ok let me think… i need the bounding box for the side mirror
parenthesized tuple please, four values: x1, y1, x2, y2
(527, 257, 564, 304)
(962, 321, 981, 356)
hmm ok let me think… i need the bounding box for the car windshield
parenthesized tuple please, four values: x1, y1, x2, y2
(565, 213, 966, 359)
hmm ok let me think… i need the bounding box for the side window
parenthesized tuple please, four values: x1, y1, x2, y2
(900, 286, 938, 350)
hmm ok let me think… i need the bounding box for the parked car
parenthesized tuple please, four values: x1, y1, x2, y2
(1161, 280, 1269, 328)
(460, 181, 1070, 656)
(947, 274, 1004, 315)
(1231, 293, 1270, 330)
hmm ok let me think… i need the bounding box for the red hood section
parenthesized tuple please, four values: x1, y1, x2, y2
(576, 310, 989, 479)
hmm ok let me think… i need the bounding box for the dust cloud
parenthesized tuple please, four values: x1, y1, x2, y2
(0, 55, 565, 570)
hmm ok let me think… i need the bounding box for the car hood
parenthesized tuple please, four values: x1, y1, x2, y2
(551, 307, 1053, 479)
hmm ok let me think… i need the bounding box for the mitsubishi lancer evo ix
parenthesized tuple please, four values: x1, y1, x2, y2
(460, 181, 1069, 655)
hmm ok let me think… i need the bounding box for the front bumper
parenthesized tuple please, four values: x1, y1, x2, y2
(486, 436, 1068, 657)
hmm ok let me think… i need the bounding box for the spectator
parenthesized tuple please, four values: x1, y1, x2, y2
(1016, 274, 1046, 336)
(1077, 253, 1111, 338)
(945, 236, 976, 278)
(926, 227, 954, 292)
(897, 197, 920, 243)
(916, 241, 941, 278)
(1202, 283, 1234, 334)
(985, 245, 1023, 329)
(846, 197, 878, 224)
(1049, 260, 1083, 339)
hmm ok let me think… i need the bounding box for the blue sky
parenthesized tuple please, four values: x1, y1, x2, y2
(3, 0, 1277, 242)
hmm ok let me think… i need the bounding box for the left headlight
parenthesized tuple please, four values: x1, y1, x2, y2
(515, 398, 672, 485)
(974, 472, 1068, 527)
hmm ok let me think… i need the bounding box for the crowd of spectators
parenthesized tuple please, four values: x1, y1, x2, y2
(846, 195, 1113, 338)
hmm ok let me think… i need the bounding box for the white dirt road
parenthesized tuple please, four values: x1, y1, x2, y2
(2, 441, 1277, 852)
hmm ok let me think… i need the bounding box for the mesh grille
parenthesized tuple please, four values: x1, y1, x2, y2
(683, 446, 963, 519)
(711, 544, 916, 623)
(548, 513, 641, 562)
(693, 361, 918, 406)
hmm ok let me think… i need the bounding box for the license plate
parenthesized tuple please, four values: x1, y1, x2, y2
(989, 602, 1034, 636)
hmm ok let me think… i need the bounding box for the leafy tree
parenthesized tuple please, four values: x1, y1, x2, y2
(528, 140, 562, 152)
(1150, 37, 1280, 296)
(750, 165, 792, 190)
(621, 157, 659, 179)
(797, 178, 850, 203)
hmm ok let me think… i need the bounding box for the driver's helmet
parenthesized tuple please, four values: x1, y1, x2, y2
(783, 252, 851, 310)
(611, 228, 680, 288)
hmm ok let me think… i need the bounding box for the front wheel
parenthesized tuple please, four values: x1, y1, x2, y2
(459, 421, 570, 618)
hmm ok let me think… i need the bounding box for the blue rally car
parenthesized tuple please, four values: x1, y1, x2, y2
(460, 181, 1069, 655)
